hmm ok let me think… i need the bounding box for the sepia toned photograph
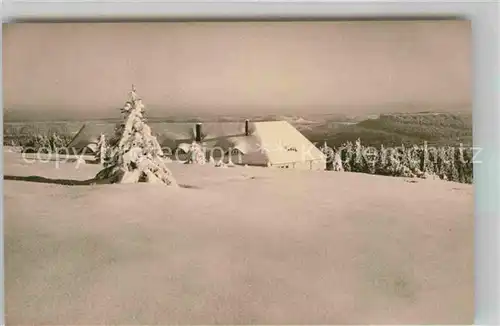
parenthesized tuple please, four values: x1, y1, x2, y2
(3, 20, 473, 325)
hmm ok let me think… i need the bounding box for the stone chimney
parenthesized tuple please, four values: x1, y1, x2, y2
(245, 119, 250, 136)
(195, 123, 202, 142)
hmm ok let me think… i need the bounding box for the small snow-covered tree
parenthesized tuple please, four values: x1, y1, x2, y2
(94, 86, 177, 186)
(455, 143, 466, 183)
(436, 146, 450, 180)
(352, 138, 364, 172)
(319, 141, 334, 170)
(385, 147, 400, 176)
(408, 144, 422, 176)
(341, 142, 353, 172)
(420, 141, 432, 175)
(375, 144, 388, 175)
(385, 145, 414, 178)
(363, 145, 377, 174)
(462, 146, 473, 184)
(185, 141, 207, 165)
(36, 134, 50, 150)
(400, 143, 409, 169)
(331, 149, 344, 172)
(48, 133, 64, 153)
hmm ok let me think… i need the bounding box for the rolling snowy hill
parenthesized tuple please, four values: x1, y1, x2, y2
(4, 150, 473, 325)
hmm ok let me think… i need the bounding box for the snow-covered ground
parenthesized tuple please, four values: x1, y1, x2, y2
(4, 150, 473, 324)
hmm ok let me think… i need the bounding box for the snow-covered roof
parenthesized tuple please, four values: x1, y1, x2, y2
(245, 121, 325, 166)
(67, 123, 116, 150)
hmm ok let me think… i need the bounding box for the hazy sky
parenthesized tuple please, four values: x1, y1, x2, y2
(3, 21, 471, 117)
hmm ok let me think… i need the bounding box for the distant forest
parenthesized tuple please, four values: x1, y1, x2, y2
(302, 112, 473, 148)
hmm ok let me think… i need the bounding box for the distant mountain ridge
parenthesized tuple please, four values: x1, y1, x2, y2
(3, 102, 471, 123)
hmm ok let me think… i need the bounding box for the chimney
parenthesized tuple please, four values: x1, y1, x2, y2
(245, 119, 250, 136)
(195, 123, 202, 142)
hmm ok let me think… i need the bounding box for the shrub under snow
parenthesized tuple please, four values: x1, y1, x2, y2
(185, 141, 207, 165)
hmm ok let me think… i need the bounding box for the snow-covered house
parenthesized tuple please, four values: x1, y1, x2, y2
(67, 120, 326, 170)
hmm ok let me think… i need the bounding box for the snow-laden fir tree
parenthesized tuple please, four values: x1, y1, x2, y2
(385, 147, 399, 176)
(94, 133, 108, 164)
(409, 144, 423, 177)
(331, 149, 344, 172)
(396, 145, 415, 178)
(93, 86, 177, 186)
(341, 142, 353, 172)
(400, 143, 410, 171)
(319, 141, 334, 170)
(455, 143, 466, 183)
(36, 134, 50, 151)
(49, 133, 64, 153)
(436, 146, 449, 180)
(420, 141, 432, 175)
(402, 144, 419, 177)
(364, 146, 377, 174)
(428, 146, 440, 177)
(352, 138, 364, 172)
(375, 144, 388, 175)
(385, 145, 413, 177)
(446, 146, 459, 182)
(462, 146, 473, 184)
